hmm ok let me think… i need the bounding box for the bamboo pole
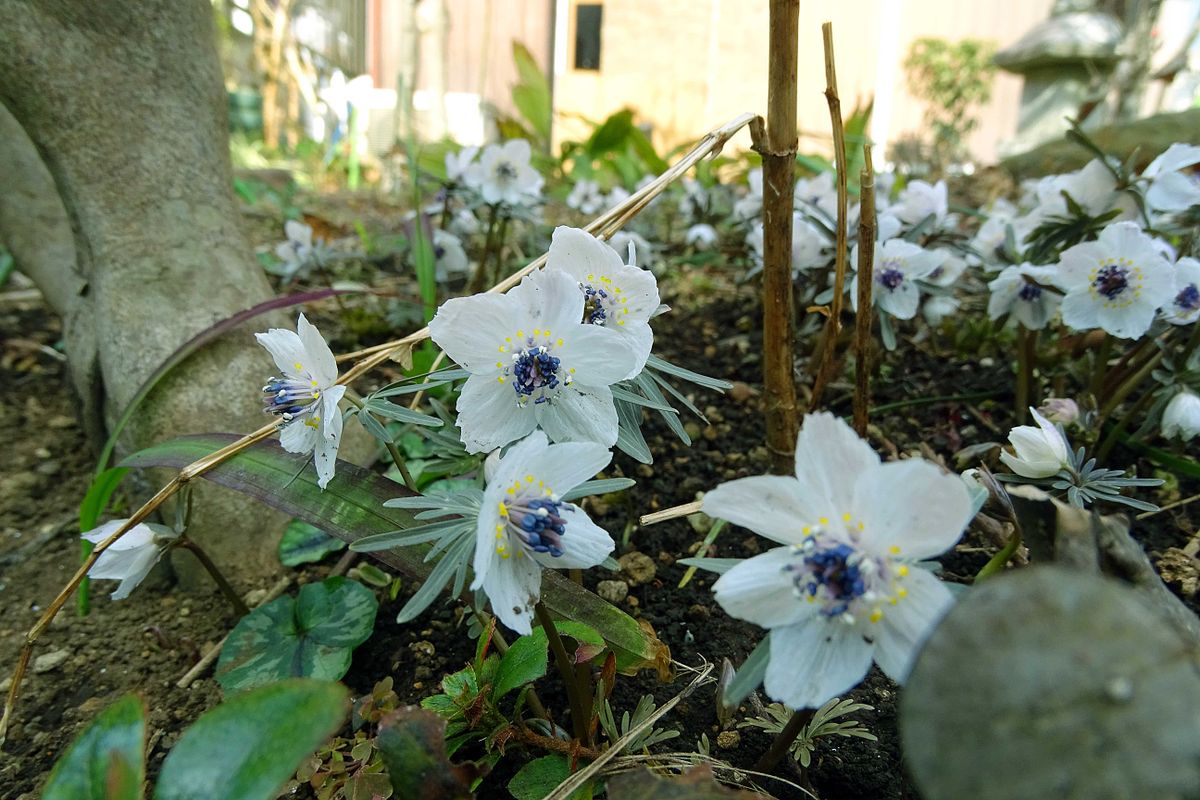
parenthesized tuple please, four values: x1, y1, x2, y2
(758, 0, 801, 474)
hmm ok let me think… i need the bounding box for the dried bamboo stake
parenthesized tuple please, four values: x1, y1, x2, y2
(808, 21, 850, 409)
(852, 145, 876, 436)
(639, 500, 704, 527)
(0, 112, 759, 744)
(758, 0, 801, 475)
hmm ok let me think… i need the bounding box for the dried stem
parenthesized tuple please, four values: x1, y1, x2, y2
(809, 22, 850, 410)
(0, 112, 758, 745)
(852, 145, 876, 436)
(758, 0, 801, 474)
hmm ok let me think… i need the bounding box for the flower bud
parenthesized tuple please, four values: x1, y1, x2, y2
(1037, 397, 1079, 426)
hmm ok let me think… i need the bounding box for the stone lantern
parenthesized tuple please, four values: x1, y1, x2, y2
(995, 0, 1123, 156)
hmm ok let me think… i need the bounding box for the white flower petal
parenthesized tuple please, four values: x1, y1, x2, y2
(109, 547, 164, 600)
(533, 504, 614, 569)
(510, 268, 587, 336)
(548, 226, 625, 282)
(557, 323, 641, 386)
(314, 389, 345, 489)
(456, 374, 539, 453)
(877, 280, 921, 320)
(702, 475, 827, 546)
(483, 551, 542, 635)
(524, 440, 613, 496)
(297, 314, 338, 387)
(713, 547, 818, 628)
(279, 413, 321, 454)
(793, 412, 880, 516)
(871, 566, 954, 683)
(535, 385, 619, 447)
(255, 328, 309, 379)
(854, 460, 972, 561)
(764, 620, 874, 709)
(428, 292, 520, 373)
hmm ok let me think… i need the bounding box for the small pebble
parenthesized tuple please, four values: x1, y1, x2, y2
(618, 552, 657, 586)
(597, 580, 629, 604)
(32, 650, 70, 674)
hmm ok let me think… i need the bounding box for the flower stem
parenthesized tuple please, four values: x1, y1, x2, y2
(1089, 333, 1111, 401)
(1095, 388, 1156, 463)
(469, 203, 501, 294)
(975, 525, 1022, 580)
(534, 600, 592, 745)
(753, 706, 814, 773)
(345, 395, 418, 491)
(174, 538, 249, 616)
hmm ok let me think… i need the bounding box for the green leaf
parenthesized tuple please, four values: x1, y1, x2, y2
(278, 519, 346, 566)
(216, 577, 378, 692)
(79, 467, 130, 533)
(508, 755, 584, 800)
(154, 679, 348, 800)
(511, 42, 551, 147)
(722, 637, 770, 709)
(493, 633, 549, 700)
(43, 695, 145, 800)
(377, 707, 480, 800)
(585, 109, 635, 157)
(123, 435, 669, 676)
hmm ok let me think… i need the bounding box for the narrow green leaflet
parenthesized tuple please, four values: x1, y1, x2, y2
(79, 467, 130, 533)
(123, 435, 670, 675)
(216, 577, 378, 692)
(42, 695, 145, 800)
(278, 519, 346, 566)
(722, 637, 770, 709)
(154, 680, 348, 800)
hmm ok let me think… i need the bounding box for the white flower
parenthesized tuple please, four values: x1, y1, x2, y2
(987, 263, 1062, 330)
(607, 231, 653, 267)
(794, 171, 836, 211)
(685, 223, 719, 250)
(1053, 221, 1174, 339)
(449, 208, 480, 238)
(999, 407, 1071, 478)
(274, 220, 318, 279)
(970, 199, 1018, 267)
(734, 168, 764, 221)
(606, 186, 631, 207)
(473, 431, 616, 633)
(256, 314, 346, 489)
(445, 146, 478, 183)
(1038, 397, 1079, 426)
(922, 295, 960, 327)
(566, 179, 605, 214)
(746, 216, 830, 274)
(1162, 390, 1200, 441)
(82, 520, 179, 600)
(429, 267, 639, 453)
(547, 227, 659, 377)
(893, 179, 948, 226)
(923, 249, 967, 288)
(850, 239, 941, 320)
(464, 139, 542, 206)
(702, 413, 972, 709)
(1163, 257, 1200, 325)
(1142, 143, 1200, 214)
(432, 229, 470, 282)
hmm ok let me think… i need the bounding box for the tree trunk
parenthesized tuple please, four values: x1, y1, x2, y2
(0, 0, 288, 587)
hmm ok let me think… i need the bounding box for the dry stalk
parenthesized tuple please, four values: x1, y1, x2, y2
(0, 113, 759, 745)
(809, 21, 850, 409)
(758, 0, 801, 476)
(639, 500, 704, 527)
(544, 661, 715, 800)
(852, 145, 876, 436)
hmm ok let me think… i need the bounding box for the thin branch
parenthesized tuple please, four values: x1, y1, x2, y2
(852, 145, 876, 436)
(809, 21, 850, 409)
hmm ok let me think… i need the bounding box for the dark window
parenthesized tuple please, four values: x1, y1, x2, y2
(574, 4, 602, 71)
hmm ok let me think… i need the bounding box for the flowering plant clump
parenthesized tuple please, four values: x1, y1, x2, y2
(697, 413, 972, 709)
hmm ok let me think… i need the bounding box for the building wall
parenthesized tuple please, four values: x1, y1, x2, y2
(552, 0, 1055, 165)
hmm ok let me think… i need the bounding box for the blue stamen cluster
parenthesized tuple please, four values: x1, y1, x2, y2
(1175, 284, 1200, 312)
(582, 285, 609, 325)
(878, 268, 905, 291)
(1018, 282, 1043, 302)
(1093, 265, 1130, 300)
(791, 542, 867, 618)
(510, 498, 567, 557)
(511, 346, 561, 403)
(262, 377, 316, 421)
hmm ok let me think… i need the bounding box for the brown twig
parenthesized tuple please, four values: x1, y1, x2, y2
(754, 706, 816, 773)
(639, 500, 704, 526)
(809, 21, 850, 410)
(0, 112, 759, 745)
(852, 145, 876, 436)
(757, 0, 801, 475)
(511, 724, 604, 761)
